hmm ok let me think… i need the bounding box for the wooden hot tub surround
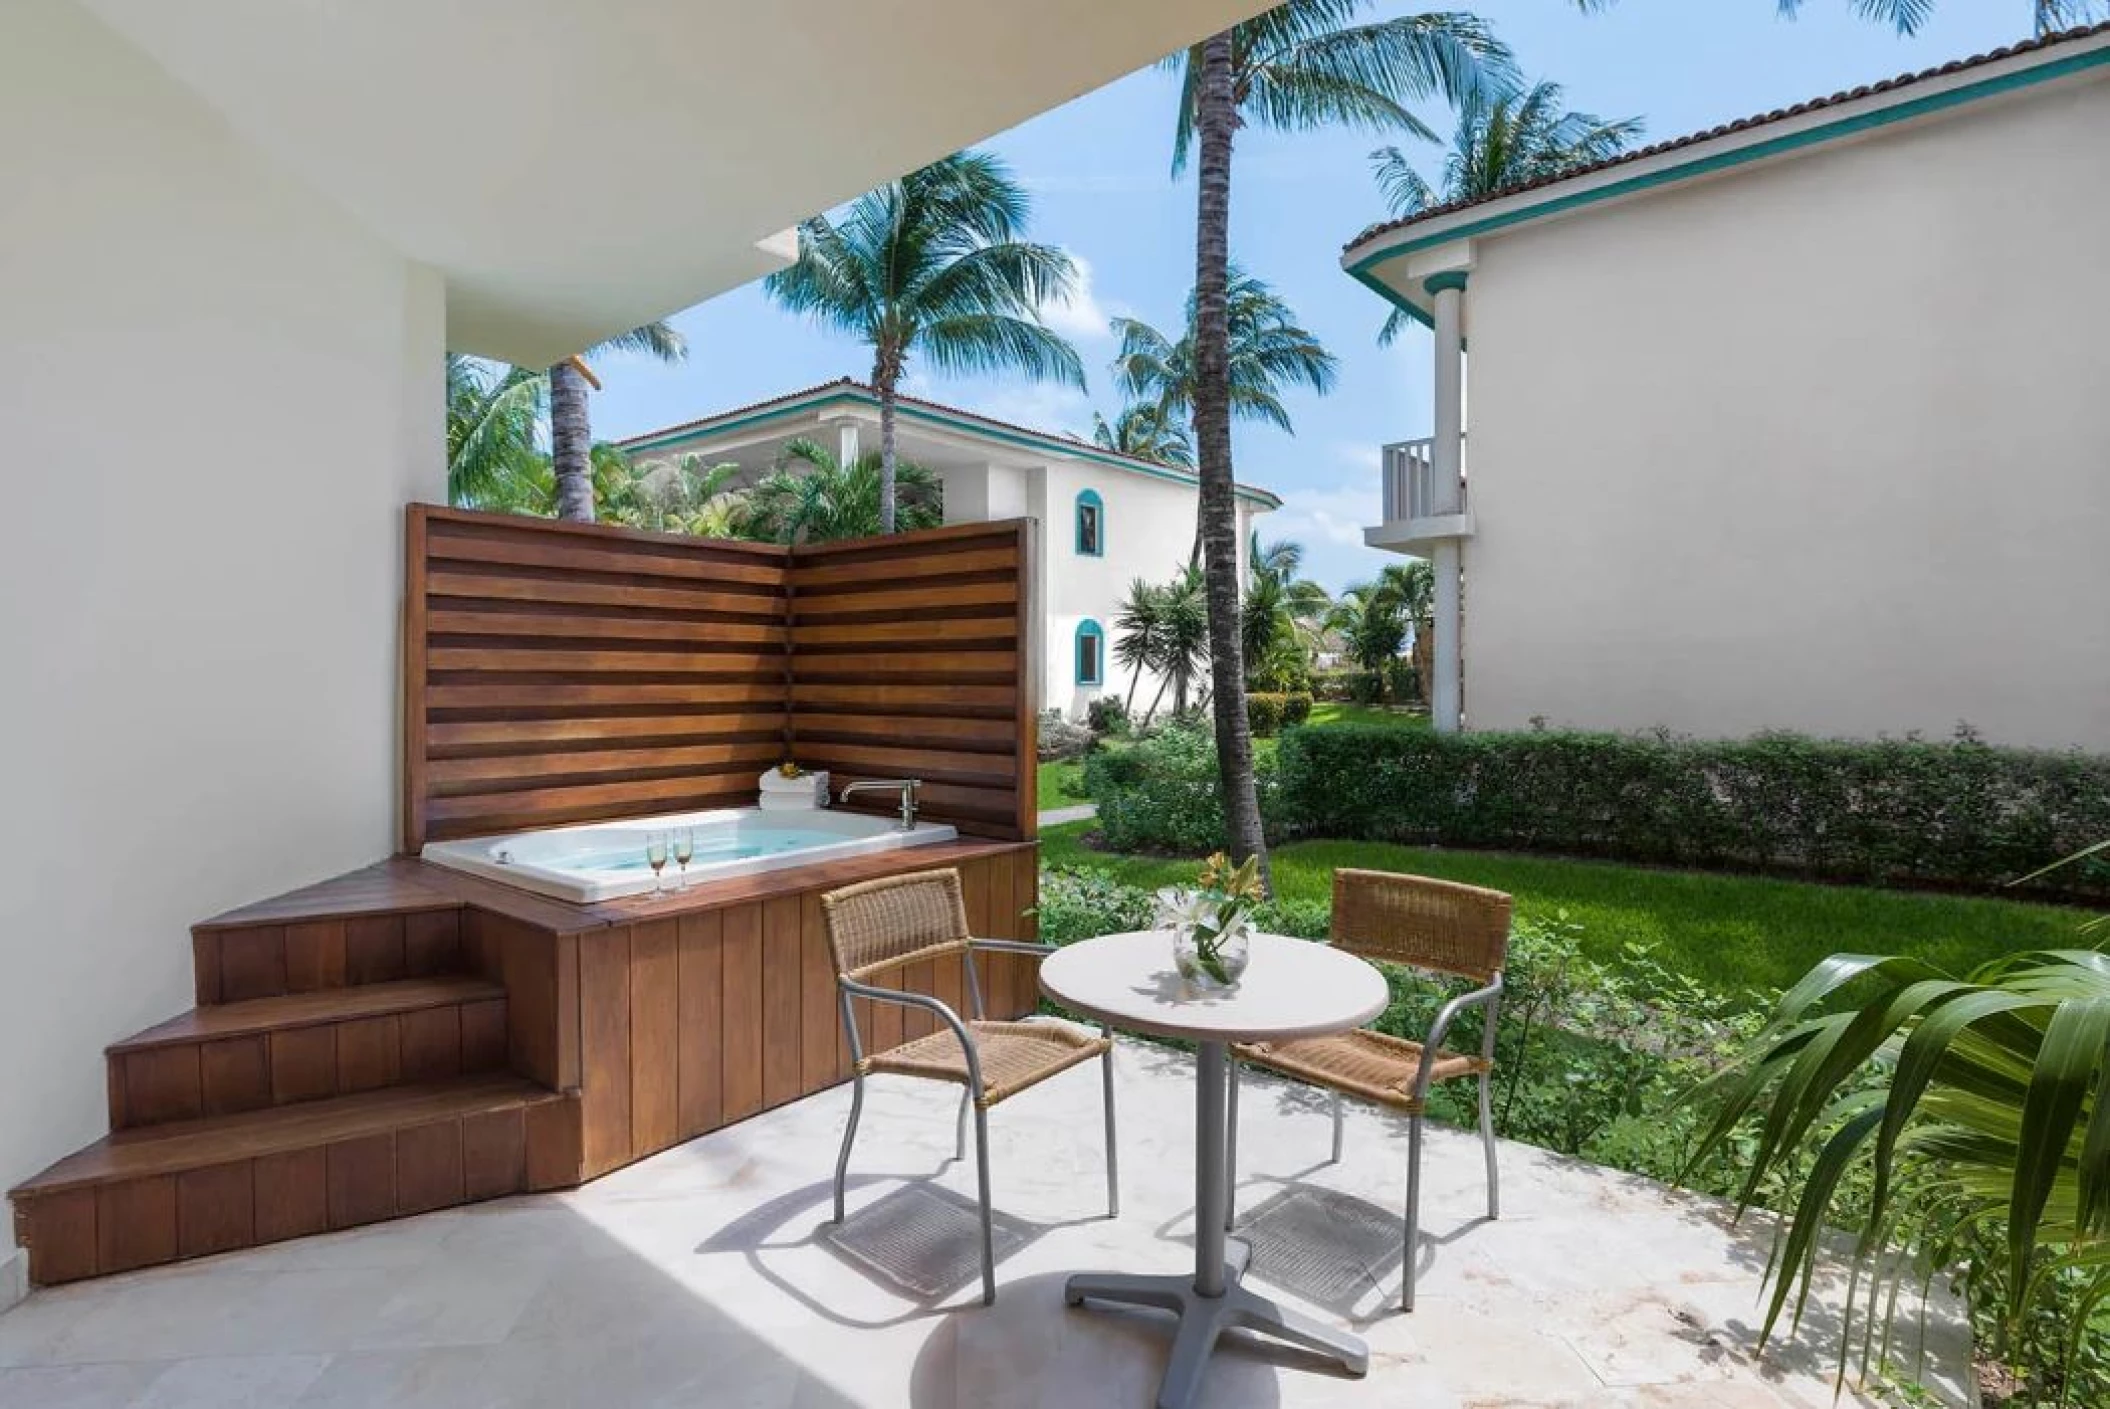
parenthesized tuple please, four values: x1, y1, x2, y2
(11, 510, 1042, 1285)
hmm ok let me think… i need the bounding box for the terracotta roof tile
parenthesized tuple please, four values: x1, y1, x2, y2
(1344, 21, 2110, 252)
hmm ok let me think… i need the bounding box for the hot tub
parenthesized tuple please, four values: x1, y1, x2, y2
(419, 806, 959, 904)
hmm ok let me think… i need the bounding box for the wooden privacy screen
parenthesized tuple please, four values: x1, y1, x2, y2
(788, 521, 1035, 841)
(405, 507, 1036, 849)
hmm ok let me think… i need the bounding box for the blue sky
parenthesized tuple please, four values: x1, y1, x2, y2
(590, 1, 2033, 593)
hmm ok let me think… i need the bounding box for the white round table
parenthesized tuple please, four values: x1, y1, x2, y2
(1040, 930, 1388, 1409)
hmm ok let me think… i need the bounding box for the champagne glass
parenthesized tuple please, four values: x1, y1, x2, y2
(645, 831, 669, 893)
(672, 828, 695, 890)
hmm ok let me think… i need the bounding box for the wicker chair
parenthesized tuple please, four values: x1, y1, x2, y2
(821, 869, 1117, 1306)
(1227, 868, 1512, 1312)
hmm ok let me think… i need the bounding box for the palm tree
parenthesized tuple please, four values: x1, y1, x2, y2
(1326, 580, 1410, 701)
(743, 436, 943, 545)
(1110, 269, 1339, 438)
(1091, 403, 1194, 467)
(445, 354, 545, 509)
(549, 321, 687, 523)
(1243, 536, 1332, 689)
(765, 151, 1084, 533)
(1694, 939, 2110, 1391)
(1113, 270, 1340, 572)
(1169, 2, 1511, 886)
(604, 455, 749, 537)
(1370, 82, 1642, 343)
(1113, 578, 1170, 716)
(1151, 565, 1212, 720)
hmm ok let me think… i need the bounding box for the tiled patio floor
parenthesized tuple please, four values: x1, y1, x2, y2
(0, 1036, 1971, 1408)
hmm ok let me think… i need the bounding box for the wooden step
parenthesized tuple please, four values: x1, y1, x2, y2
(10, 1075, 578, 1285)
(106, 978, 510, 1129)
(192, 903, 469, 1005)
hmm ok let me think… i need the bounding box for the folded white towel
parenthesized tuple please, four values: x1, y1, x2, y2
(756, 768, 829, 801)
(757, 792, 821, 812)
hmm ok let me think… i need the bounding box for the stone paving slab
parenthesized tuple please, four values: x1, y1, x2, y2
(0, 1036, 1972, 1408)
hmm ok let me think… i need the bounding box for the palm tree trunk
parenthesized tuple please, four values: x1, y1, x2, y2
(549, 360, 595, 522)
(874, 353, 900, 535)
(1143, 672, 1172, 727)
(1190, 30, 1270, 888)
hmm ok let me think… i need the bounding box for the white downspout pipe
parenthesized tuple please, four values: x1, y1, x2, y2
(1426, 272, 1467, 733)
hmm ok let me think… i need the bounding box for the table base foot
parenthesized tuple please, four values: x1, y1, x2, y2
(1064, 1268, 1369, 1409)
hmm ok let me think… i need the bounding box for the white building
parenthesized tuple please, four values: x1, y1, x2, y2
(1344, 25, 2110, 752)
(620, 380, 1280, 718)
(0, 0, 1269, 1298)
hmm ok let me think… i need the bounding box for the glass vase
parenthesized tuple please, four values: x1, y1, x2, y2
(1172, 914, 1251, 990)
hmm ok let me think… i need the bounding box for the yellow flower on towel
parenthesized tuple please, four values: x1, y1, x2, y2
(777, 761, 805, 778)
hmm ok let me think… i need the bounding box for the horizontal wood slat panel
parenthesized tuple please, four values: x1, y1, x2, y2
(788, 521, 1033, 840)
(788, 683, 1016, 713)
(426, 570, 781, 619)
(428, 611, 787, 646)
(786, 651, 1017, 680)
(426, 714, 785, 752)
(790, 545, 1017, 592)
(790, 579, 1016, 619)
(427, 742, 781, 789)
(425, 523, 785, 587)
(408, 510, 1035, 847)
(789, 713, 1015, 748)
(789, 617, 1014, 647)
(426, 774, 758, 829)
(425, 681, 787, 712)
(427, 648, 784, 676)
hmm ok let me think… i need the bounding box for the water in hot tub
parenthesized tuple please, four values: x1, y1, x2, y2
(521, 828, 848, 874)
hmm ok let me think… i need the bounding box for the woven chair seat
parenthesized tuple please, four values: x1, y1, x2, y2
(1234, 1028, 1488, 1114)
(867, 1019, 1110, 1107)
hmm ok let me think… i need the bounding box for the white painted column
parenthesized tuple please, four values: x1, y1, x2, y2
(1426, 271, 1468, 733)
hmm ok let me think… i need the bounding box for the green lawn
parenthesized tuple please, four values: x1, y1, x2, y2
(1038, 821, 2090, 1000)
(1036, 758, 1089, 809)
(1303, 701, 1429, 730)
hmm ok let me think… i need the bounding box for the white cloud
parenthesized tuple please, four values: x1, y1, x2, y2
(1039, 254, 1124, 344)
(946, 381, 1096, 439)
(1332, 441, 1382, 476)
(1267, 482, 1380, 552)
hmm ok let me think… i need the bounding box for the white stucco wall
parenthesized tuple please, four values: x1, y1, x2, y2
(1459, 77, 2110, 750)
(1037, 461, 1232, 719)
(0, 0, 443, 1240)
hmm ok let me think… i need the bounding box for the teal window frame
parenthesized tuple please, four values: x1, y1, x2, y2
(1075, 488, 1105, 557)
(1075, 619, 1105, 688)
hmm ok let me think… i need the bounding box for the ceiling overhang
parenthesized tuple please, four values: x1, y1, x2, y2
(79, 0, 1274, 365)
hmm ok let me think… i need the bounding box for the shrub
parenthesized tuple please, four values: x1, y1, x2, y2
(1310, 668, 1361, 702)
(1276, 725, 2110, 896)
(1245, 692, 1287, 738)
(1036, 708, 1093, 763)
(1282, 692, 1314, 727)
(1386, 658, 1417, 705)
(1348, 671, 1385, 705)
(1083, 722, 1279, 853)
(1085, 695, 1130, 736)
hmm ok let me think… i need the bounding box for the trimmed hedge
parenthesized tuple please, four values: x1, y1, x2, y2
(1275, 726, 2110, 896)
(1246, 692, 1287, 737)
(1083, 723, 1278, 854)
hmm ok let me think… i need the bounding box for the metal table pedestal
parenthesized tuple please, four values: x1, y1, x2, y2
(1063, 1041, 1369, 1409)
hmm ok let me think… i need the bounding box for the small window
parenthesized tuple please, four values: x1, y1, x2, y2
(1075, 619, 1105, 687)
(1075, 489, 1105, 557)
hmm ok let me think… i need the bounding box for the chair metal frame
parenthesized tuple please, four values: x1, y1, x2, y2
(826, 878, 1117, 1307)
(1226, 870, 1509, 1312)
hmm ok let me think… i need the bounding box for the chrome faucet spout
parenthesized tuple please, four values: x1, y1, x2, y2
(839, 777, 922, 831)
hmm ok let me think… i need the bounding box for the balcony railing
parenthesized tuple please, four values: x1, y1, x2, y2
(1379, 436, 1466, 523)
